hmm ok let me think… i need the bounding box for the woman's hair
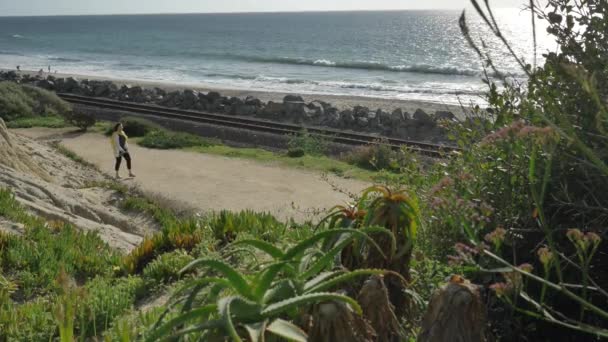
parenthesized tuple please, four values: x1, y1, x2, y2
(113, 123, 122, 132)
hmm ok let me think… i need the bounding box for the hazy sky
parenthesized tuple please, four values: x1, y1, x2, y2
(1, 0, 528, 16)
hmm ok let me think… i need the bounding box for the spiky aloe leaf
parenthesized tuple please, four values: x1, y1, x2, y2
(181, 259, 254, 300)
(299, 234, 356, 280)
(297, 248, 324, 274)
(219, 297, 244, 342)
(152, 277, 227, 331)
(181, 277, 230, 312)
(267, 319, 308, 342)
(283, 229, 382, 261)
(360, 226, 397, 259)
(262, 279, 297, 305)
(253, 261, 290, 301)
(304, 269, 388, 294)
(231, 239, 284, 259)
(261, 292, 362, 317)
(303, 271, 345, 292)
(146, 305, 217, 342)
(244, 322, 267, 342)
(160, 320, 225, 342)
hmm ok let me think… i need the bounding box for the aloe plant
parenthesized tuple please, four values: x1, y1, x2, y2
(148, 229, 393, 341)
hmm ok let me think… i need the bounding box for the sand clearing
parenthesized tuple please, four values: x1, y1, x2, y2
(41, 131, 369, 222)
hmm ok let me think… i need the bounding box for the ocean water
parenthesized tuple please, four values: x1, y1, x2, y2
(0, 10, 552, 105)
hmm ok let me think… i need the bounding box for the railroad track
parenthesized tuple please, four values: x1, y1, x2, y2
(58, 93, 460, 157)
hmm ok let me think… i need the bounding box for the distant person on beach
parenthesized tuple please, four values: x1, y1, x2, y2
(48, 65, 51, 73)
(110, 123, 135, 179)
(16, 65, 20, 72)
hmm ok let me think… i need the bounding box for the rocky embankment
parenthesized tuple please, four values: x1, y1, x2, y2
(1, 71, 457, 142)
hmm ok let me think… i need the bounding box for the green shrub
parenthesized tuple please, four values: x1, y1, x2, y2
(104, 117, 163, 137)
(63, 111, 96, 131)
(1, 222, 122, 299)
(287, 130, 329, 156)
(0, 189, 122, 298)
(103, 306, 166, 341)
(138, 130, 215, 149)
(142, 250, 194, 287)
(0, 82, 70, 121)
(0, 297, 56, 341)
(76, 276, 145, 338)
(22, 84, 71, 117)
(0, 82, 35, 120)
(343, 143, 417, 172)
(287, 147, 305, 158)
(204, 210, 288, 245)
(5, 115, 67, 129)
(123, 219, 203, 275)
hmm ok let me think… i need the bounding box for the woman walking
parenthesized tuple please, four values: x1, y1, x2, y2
(110, 123, 135, 178)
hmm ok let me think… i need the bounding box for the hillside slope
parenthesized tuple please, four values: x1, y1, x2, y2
(0, 119, 152, 251)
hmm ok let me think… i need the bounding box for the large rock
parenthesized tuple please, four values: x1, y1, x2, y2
(206, 91, 222, 102)
(413, 108, 434, 125)
(232, 104, 257, 116)
(180, 89, 199, 109)
(90, 81, 113, 97)
(356, 116, 369, 127)
(283, 94, 304, 103)
(435, 110, 456, 121)
(65, 77, 80, 92)
(162, 91, 183, 107)
(284, 101, 307, 119)
(307, 101, 325, 117)
(353, 105, 370, 118)
(259, 102, 285, 119)
(0, 119, 50, 180)
(36, 79, 55, 91)
(377, 109, 391, 125)
(245, 96, 263, 107)
(339, 109, 355, 127)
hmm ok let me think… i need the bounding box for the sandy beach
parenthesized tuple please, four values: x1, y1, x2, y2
(9, 69, 470, 117)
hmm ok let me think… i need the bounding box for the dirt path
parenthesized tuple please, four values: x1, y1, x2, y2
(21, 130, 369, 222)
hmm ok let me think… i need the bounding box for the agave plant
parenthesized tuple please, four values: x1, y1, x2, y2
(318, 186, 420, 277)
(320, 186, 420, 319)
(360, 185, 420, 277)
(148, 229, 394, 341)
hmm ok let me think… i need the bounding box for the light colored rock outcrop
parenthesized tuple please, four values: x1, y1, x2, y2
(0, 120, 153, 252)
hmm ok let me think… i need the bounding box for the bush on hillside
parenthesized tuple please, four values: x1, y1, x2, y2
(287, 147, 305, 158)
(0, 82, 36, 120)
(287, 130, 329, 156)
(343, 142, 419, 172)
(22, 84, 71, 117)
(138, 130, 215, 149)
(5, 116, 67, 129)
(63, 111, 96, 131)
(104, 117, 163, 137)
(142, 250, 194, 287)
(0, 82, 70, 121)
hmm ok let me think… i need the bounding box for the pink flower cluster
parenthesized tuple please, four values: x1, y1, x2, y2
(484, 227, 507, 248)
(481, 120, 557, 145)
(566, 228, 602, 251)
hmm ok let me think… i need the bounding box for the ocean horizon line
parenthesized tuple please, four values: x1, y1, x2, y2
(0, 6, 521, 19)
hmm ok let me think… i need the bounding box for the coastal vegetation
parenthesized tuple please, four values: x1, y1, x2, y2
(0, 1, 607, 341)
(0, 81, 96, 130)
